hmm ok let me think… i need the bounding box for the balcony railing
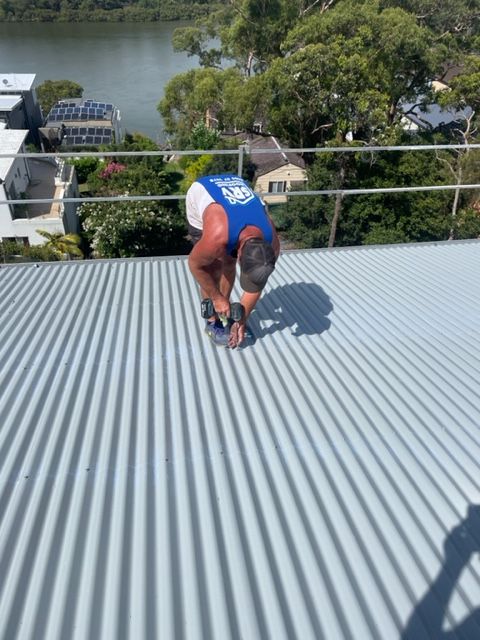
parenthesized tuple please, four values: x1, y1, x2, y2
(1, 143, 480, 206)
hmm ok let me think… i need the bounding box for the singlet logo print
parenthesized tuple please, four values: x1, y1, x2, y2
(221, 185, 255, 205)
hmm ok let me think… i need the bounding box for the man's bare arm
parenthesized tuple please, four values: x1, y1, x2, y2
(188, 206, 231, 315)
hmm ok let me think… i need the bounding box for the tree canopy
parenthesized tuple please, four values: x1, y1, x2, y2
(36, 79, 83, 118)
(0, 0, 218, 22)
(163, 0, 480, 248)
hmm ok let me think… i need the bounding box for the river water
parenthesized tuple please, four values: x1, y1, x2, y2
(0, 21, 198, 142)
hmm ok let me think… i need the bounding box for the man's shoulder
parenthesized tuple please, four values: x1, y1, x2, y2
(203, 203, 228, 230)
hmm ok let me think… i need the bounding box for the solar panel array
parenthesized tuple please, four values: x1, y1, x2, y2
(47, 100, 114, 123)
(62, 125, 113, 146)
(44, 98, 117, 145)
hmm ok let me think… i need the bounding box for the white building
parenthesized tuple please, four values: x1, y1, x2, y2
(0, 73, 44, 143)
(0, 129, 79, 246)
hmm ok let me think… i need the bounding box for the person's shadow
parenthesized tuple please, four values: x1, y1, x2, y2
(241, 282, 333, 347)
(402, 505, 480, 639)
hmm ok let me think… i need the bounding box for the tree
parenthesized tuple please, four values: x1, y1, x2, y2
(158, 67, 246, 147)
(381, 0, 480, 45)
(280, 136, 455, 249)
(275, 1, 440, 142)
(36, 79, 83, 118)
(434, 54, 480, 238)
(36, 230, 84, 259)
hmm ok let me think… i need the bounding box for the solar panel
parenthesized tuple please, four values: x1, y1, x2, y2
(71, 127, 79, 135)
(74, 136, 83, 144)
(94, 136, 102, 144)
(66, 108, 73, 114)
(65, 136, 75, 145)
(105, 104, 113, 110)
(64, 113, 72, 120)
(101, 136, 111, 144)
(87, 127, 95, 135)
(79, 127, 87, 135)
(104, 128, 112, 136)
(85, 136, 94, 144)
(80, 113, 88, 120)
(68, 102, 77, 107)
(58, 108, 66, 115)
(98, 103, 106, 109)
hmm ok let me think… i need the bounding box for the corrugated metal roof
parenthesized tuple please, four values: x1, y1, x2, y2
(1, 240, 480, 640)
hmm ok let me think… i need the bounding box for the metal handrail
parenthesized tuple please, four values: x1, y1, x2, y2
(0, 143, 479, 206)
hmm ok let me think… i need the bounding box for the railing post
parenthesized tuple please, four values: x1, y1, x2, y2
(237, 144, 245, 177)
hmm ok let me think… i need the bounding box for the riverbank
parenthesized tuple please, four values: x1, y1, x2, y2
(0, 2, 218, 23)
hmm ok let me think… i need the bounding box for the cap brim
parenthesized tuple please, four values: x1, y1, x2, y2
(240, 264, 274, 293)
(240, 270, 264, 293)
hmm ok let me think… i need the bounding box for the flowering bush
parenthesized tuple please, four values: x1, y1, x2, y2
(79, 200, 187, 258)
(100, 162, 127, 179)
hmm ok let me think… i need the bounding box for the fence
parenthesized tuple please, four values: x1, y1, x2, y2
(1, 143, 480, 207)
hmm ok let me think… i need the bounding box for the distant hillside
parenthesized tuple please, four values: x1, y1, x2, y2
(0, 0, 218, 22)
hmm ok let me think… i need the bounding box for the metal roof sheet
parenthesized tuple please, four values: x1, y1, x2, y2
(1, 240, 480, 640)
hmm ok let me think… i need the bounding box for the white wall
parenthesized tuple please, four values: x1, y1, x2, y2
(8, 155, 31, 197)
(13, 217, 66, 244)
(0, 183, 16, 239)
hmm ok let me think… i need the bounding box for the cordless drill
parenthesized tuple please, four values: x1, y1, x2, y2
(201, 298, 245, 325)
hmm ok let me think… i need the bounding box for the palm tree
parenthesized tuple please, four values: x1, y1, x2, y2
(36, 230, 84, 259)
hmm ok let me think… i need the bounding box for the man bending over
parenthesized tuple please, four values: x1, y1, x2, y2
(186, 173, 280, 348)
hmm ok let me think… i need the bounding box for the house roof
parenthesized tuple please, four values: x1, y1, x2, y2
(247, 135, 306, 177)
(0, 129, 28, 181)
(0, 74, 36, 92)
(0, 240, 480, 639)
(402, 101, 472, 131)
(0, 95, 23, 112)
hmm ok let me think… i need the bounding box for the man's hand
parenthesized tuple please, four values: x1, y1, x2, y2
(228, 320, 246, 348)
(212, 294, 231, 318)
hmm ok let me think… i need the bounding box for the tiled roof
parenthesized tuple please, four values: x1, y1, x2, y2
(247, 135, 306, 176)
(1, 240, 480, 639)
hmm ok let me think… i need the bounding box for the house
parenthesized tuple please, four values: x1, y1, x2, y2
(0, 73, 43, 144)
(401, 78, 471, 133)
(0, 128, 79, 246)
(246, 134, 307, 203)
(0, 240, 479, 638)
(40, 97, 122, 149)
(401, 101, 472, 133)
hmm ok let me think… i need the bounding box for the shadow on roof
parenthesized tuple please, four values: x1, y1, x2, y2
(401, 504, 480, 639)
(241, 282, 333, 347)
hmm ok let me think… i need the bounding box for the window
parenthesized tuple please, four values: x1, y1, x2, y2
(268, 181, 287, 193)
(290, 180, 307, 190)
